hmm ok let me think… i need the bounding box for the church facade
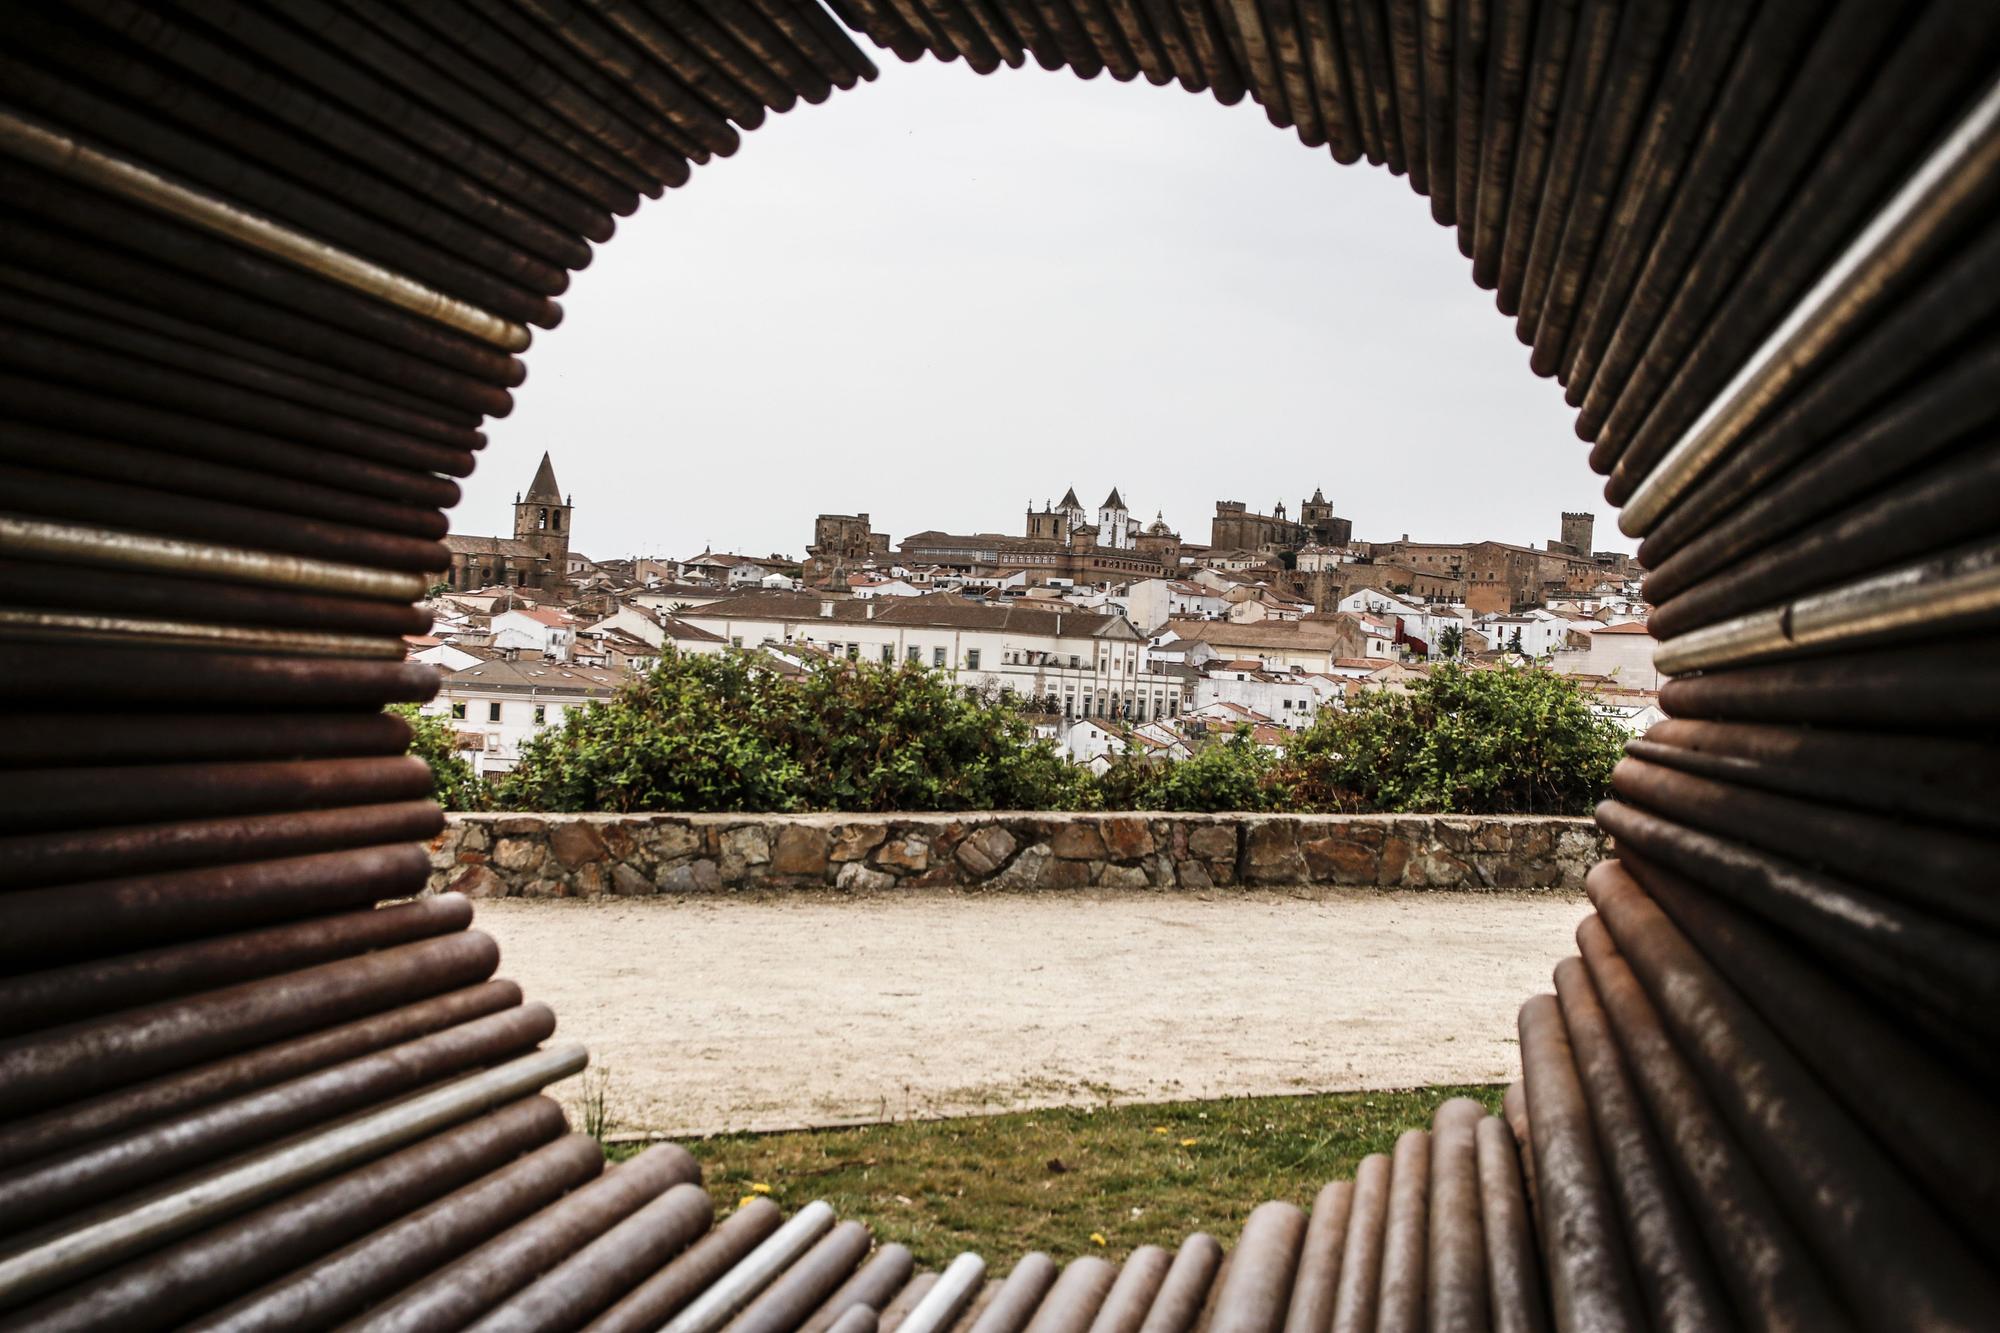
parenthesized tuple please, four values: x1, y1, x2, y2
(998, 487, 1183, 583)
(441, 452, 573, 593)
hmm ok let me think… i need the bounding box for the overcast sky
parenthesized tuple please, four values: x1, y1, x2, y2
(471, 57, 1624, 563)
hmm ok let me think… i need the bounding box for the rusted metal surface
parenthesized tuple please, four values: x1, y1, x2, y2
(3, 1, 1995, 1326)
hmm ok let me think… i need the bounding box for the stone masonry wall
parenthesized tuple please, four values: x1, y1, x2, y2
(428, 813, 1607, 898)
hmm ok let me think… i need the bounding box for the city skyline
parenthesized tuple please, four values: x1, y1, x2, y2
(469, 58, 1628, 562)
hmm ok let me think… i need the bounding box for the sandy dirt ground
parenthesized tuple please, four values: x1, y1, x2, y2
(476, 890, 1590, 1135)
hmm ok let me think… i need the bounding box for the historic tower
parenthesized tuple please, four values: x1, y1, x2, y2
(1559, 510, 1595, 557)
(513, 452, 573, 568)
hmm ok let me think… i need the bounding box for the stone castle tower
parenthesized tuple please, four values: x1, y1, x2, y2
(513, 452, 572, 567)
(1559, 511, 1595, 557)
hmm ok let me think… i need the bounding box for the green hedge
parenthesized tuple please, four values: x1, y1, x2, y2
(410, 655, 1622, 816)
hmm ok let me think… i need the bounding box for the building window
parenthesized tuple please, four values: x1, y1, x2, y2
(881, 644, 895, 664)
(731, 636, 744, 648)
(533, 705, 546, 725)
(487, 701, 502, 722)
(907, 646, 922, 664)
(965, 649, 981, 670)
(933, 647, 946, 667)
(450, 702, 466, 720)
(846, 644, 860, 661)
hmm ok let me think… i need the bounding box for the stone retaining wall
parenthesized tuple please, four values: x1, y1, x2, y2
(428, 813, 1606, 897)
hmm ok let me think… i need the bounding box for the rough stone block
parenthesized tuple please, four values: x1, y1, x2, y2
(1302, 834, 1379, 884)
(1049, 822, 1107, 860)
(955, 825, 1017, 877)
(447, 863, 508, 898)
(830, 822, 888, 863)
(493, 837, 544, 873)
(1186, 824, 1237, 861)
(647, 822, 701, 863)
(989, 844, 1051, 890)
(548, 819, 609, 869)
(656, 859, 721, 893)
(610, 863, 654, 895)
(1100, 817, 1156, 862)
(770, 824, 832, 878)
(1097, 863, 1150, 888)
(874, 836, 930, 873)
(1242, 820, 1306, 883)
(835, 861, 897, 892)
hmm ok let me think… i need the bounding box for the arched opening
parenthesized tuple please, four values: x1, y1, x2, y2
(2, 2, 1996, 1328)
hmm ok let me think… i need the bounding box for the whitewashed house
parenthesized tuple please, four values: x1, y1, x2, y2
(425, 659, 627, 775)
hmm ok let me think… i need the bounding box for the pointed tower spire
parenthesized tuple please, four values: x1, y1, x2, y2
(524, 452, 562, 503)
(1102, 487, 1125, 510)
(1058, 486, 1082, 510)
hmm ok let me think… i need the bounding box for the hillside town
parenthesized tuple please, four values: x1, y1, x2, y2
(423, 454, 1657, 774)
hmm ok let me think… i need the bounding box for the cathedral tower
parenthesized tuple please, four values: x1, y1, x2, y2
(513, 452, 572, 567)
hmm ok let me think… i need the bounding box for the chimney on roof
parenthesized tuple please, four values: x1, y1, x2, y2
(819, 600, 835, 618)
(865, 602, 876, 619)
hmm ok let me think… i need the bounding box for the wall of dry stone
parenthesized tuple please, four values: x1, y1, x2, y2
(427, 813, 1606, 897)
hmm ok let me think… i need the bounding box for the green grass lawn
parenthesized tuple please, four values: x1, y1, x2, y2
(613, 1085, 1504, 1266)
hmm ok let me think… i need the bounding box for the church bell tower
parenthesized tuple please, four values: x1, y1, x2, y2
(513, 452, 572, 569)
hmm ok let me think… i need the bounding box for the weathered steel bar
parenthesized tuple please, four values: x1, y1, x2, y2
(1609, 756, 2000, 929)
(1472, 1117, 1546, 1333)
(0, 893, 471, 1033)
(5, 561, 432, 644)
(1424, 1098, 1488, 1333)
(660, 1201, 842, 1333)
(0, 1003, 557, 1235)
(0, 929, 498, 1113)
(1549, 958, 1727, 1332)
(1134, 1235, 1220, 1333)
(967, 1253, 1059, 1333)
(183, 1131, 607, 1333)
(347, 1143, 701, 1333)
(1280, 1183, 1349, 1333)
(1084, 1245, 1167, 1333)
(879, 1272, 941, 1333)
(832, 1306, 883, 1333)
(464, 1181, 715, 1333)
(586, 1197, 787, 1333)
(1586, 864, 2000, 1327)
(1572, 909, 1847, 1328)
(1517, 994, 1644, 1332)
(3, 1096, 570, 1333)
(1206, 1201, 1304, 1333)
(1621, 851, 2000, 1261)
(0, 982, 523, 1172)
(722, 1219, 874, 1333)
(0, 755, 430, 835)
(0, 844, 435, 973)
(1625, 719, 2000, 835)
(1374, 1129, 1430, 1333)
(1022, 1257, 1117, 1333)
(1492, 0, 1577, 315)
(1593, 800, 2000, 1039)
(801, 1243, 919, 1333)
(900, 1252, 991, 1333)
(0, 1046, 586, 1308)
(1655, 635, 2000, 728)
(1327, 1154, 1390, 1333)
(0, 710, 411, 769)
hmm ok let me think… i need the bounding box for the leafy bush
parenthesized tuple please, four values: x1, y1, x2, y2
(1099, 728, 1287, 812)
(1279, 663, 1622, 814)
(389, 703, 486, 811)
(493, 652, 1093, 813)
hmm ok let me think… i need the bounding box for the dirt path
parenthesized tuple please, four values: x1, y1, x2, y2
(477, 890, 1589, 1135)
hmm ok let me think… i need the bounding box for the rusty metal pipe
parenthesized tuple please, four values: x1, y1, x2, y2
(0, 1002, 556, 1235)
(0, 928, 497, 1114)
(466, 1181, 716, 1333)
(0, 754, 431, 835)
(0, 893, 470, 1031)
(1085, 1246, 1166, 1333)
(1374, 1129, 1430, 1333)
(586, 1197, 787, 1333)
(1517, 994, 1644, 1331)
(1279, 1183, 1348, 1333)
(722, 1220, 875, 1333)
(0, 709, 410, 769)
(0, 981, 521, 1171)
(1022, 1257, 1117, 1333)
(0, 843, 435, 973)
(1327, 1153, 1390, 1333)
(3, 1097, 570, 1333)
(1473, 1117, 1547, 1333)
(1135, 1234, 1220, 1333)
(1550, 957, 1728, 1332)
(890, 1250, 985, 1333)
(1424, 1098, 1488, 1333)
(348, 1143, 702, 1332)
(800, 1242, 916, 1333)
(1586, 863, 2000, 1326)
(185, 1131, 606, 1333)
(966, 1253, 1059, 1333)
(1207, 1201, 1303, 1333)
